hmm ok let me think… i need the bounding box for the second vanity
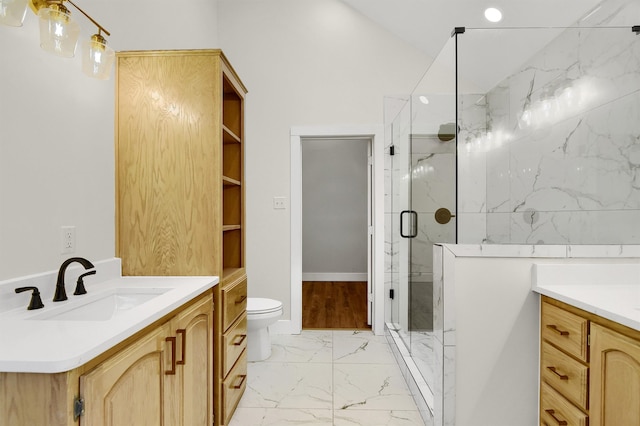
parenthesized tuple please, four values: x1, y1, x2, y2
(533, 263, 640, 426)
(0, 258, 217, 425)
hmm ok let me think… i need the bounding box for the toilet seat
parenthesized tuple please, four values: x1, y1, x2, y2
(247, 297, 282, 315)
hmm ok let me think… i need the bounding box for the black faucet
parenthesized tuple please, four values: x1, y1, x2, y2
(53, 257, 95, 302)
(15, 286, 45, 310)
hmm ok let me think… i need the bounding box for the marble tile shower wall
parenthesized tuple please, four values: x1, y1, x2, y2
(470, 5, 640, 244)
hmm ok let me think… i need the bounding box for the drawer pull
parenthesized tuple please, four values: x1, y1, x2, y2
(176, 329, 186, 365)
(235, 295, 247, 305)
(545, 409, 568, 425)
(546, 324, 569, 336)
(233, 334, 247, 346)
(546, 366, 568, 380)
(232, 374, 247, 389)
(165, 336, 176, 375)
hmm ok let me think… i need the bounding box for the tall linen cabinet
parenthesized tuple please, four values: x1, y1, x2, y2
(115, 50, 248, 425)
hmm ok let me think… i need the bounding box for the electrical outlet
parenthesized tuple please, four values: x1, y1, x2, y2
(61, 226, 76, 254)
(273, 197, 286, 210)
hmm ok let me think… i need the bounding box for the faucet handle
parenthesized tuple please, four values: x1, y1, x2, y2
(74, 270, 96, 295)
(15, 286, 45, 310)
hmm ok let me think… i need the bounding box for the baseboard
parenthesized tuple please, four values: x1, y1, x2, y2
(302, 272, 368, 281)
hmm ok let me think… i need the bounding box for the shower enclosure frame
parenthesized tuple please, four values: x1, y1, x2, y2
(386, 3, 640, 423)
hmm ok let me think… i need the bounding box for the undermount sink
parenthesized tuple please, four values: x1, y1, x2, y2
(29, 287, 171, 322)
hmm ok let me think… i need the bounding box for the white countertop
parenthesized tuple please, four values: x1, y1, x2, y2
(0, 275, 218, 373)
(532, 263, 640, 331)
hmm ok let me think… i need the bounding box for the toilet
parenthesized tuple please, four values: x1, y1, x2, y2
(246, 297, 283, 361)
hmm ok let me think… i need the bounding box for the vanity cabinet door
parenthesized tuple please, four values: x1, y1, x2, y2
(79, 325, 168, 426)
(79, 293, 213, 426)
(590, 323, 640, 426)
(169, 293, 213, 426)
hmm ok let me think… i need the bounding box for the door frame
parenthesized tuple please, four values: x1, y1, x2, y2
(289, 125, 384, 335)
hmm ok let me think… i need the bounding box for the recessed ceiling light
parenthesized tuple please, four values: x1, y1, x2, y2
(484, 7, 502, 23)
(419, 96, 429, 105)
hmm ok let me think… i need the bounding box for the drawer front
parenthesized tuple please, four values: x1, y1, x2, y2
(541, 341, 588, 410)
(223, 313, 247, 378)
(540, 382, 588, 426)
(223, 350, 247, 425)
(542, 302, 588, 362)
(222, 277, 247, 330)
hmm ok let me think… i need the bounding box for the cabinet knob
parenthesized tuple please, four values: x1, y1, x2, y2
(176, 329, 186, 365)
(545, 409, 568, 425)
(546, 366, 569, 380)
(233, 334, 247, 346)
(165, 336, 176, 375)
(232, 374, 247, 389)
(546, 324, 569, 336)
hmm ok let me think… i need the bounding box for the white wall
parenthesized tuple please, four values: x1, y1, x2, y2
(0, 0, 219, 280)
(0, 0, 429, 326)
(219, 0, 430, 318)
(302, 138, 368, 280)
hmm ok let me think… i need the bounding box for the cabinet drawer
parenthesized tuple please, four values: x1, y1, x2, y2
(222, 277, 247, 330)
(541, 341, 588, 410)
(542, 302, 588, 362)
(222, 350, 247, 424)
(540, 382, 587, 426)
(223, 313, 247, 378)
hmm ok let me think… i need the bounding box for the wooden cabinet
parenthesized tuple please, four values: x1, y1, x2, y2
(115, 49, 247, 279)
(79, 325, 167, 425)
(115, 49, 248, 425)
(540, 299, 590, 426)
(0, 292, 213, 426)
(80, 293, 212, 426)
(217, 275, 248, 424)
(540, 296, 640, 426)
(590, 323, 640, 425)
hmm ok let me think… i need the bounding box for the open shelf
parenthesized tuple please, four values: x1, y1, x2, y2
(223, 125, 241, 144)
(223, 77, 242, 137)
(221, 69, 244, 277)
(223, 176, 241, 186)
(222, 229, 242, 270)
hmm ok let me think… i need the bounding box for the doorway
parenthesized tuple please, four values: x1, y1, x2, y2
(290, 125, 384, 335)
(301, 137, 370, 329)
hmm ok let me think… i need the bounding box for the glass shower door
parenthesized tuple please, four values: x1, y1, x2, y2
(389, 98, 413, 349)
(407, 38, 458, 414)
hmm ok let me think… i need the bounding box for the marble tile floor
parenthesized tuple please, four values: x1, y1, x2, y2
(229, 330, 425, 426)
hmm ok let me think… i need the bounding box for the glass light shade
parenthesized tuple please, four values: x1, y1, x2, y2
(82, 34, 115, 79)
(38, 6, 80, 58)
(0, 0, 28, 26)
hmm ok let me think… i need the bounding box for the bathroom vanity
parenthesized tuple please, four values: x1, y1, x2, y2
(0, 262, 217, 425)
(534, 263, 640, 426)
(421, 244, 640, 426)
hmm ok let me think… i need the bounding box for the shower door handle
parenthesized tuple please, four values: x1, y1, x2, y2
(400, 210, 418, 238)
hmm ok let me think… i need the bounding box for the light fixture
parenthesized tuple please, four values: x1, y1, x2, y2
(38, 2, 80, 57)
(82, 31, 115, 79)
(484, 7, 502, 23)
(0, 0, 29, 26)
(1, 0, 114, 79)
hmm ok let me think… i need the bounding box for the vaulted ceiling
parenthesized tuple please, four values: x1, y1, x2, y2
(341, 0, 616, 91)
(341, 0, 603, 60)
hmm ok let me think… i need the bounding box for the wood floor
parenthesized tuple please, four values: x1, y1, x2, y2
(302, 281, 370, 330)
